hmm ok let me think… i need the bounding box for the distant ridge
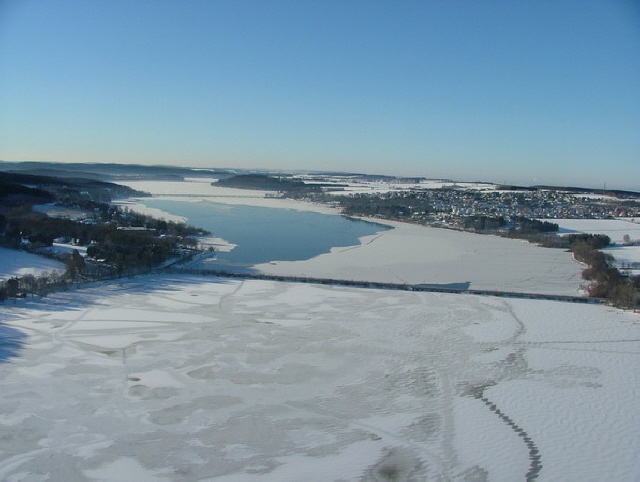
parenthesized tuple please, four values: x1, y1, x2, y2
(1, 161, 637, 197)
(496, 183, 639, 198)
(532, 185, 640, 198)
(0, 171, 145, 203)
(0, 161, 234, 182)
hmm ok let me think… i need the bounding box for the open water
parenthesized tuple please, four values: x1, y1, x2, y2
(142, 199, 390, 268)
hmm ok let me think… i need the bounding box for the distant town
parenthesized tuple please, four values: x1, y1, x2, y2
(218, 171, 640, 229)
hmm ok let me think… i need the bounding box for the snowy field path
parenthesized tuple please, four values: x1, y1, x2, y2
(0, 275, 638, 480)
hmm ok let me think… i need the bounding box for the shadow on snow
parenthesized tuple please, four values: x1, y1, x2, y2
(0, 323, 27, 363)
(0, 274, 235, 363)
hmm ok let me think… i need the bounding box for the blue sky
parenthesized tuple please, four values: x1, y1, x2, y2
(0, 1, 638, 189)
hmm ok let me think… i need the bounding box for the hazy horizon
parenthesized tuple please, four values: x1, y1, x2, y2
(1, 158, 637, 192)
(1, 1, 638, 190)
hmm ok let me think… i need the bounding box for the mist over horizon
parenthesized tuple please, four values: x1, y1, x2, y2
(0, 157, 637, 193)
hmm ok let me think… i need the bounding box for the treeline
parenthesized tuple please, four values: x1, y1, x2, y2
(0, 180, 55, 206)
(460, 215, 507, 231)
(340, 197, 418, 218)
(87, 230, 186, 275)
(2, 247, 95, 301)
(0, 204, 207, 248)
(451, 216, 559, 234)
(520, 232, 640, 308)
(1, 266, 82, 302)
(505, 230, 610, 250)
(513, 217, 559, 233)
(0, 237, 207, 302)
(0, 255, 162, 303)
(495, 229, 638, 308)
(1, 202, 210, 285)
(1, 272, 66, 302)
(0, 173, 214, 302)
(0, 171, 146, 203)
(567, 235, 639, 308)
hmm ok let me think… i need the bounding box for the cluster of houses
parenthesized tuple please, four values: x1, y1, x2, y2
(350, 187, 640, 226)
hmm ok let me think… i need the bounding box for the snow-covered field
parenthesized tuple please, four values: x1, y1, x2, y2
(0, 276, 638, 480)
(0, 247, 64, 281)
(605, 245, 640, 270)
(553, 218, 640, 271)
(554, 218, 640, 244)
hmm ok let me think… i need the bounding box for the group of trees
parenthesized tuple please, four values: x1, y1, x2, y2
(87, 229, 188, 275)
(342, 199, 414, 218)
(0, 171, 217, 303)
(215, 174, 340, 194)
(0, 201, 211, 302)
(502, 230, 638, 308)
(0, 251, 86, 302)
(0, 171, 146, 205)
(565, 234, 639, 308)
(1, 209, 94, 248)
(0, 230, 195, 302)
(461, 215, 507, 231)
(513, 217, 559, 233)
(0, 203, 207, 250)
(454, 215, 558, 234)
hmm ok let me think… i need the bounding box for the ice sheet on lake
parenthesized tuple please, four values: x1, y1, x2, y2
(1, 276, 638, 480)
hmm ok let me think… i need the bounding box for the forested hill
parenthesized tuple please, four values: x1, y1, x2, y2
(0, 170, 210, 298)
(0, 171, 146, 205)
(0, 160, 232, 181)
(215, 174, 308, 191)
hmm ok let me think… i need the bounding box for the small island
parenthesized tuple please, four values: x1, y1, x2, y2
(214, 174, 308, 191)
(213, 173, 342, 193)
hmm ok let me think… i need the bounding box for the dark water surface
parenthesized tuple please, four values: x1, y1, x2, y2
(142, 199, 391, 268)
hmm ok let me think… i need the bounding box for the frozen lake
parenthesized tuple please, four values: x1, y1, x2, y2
(1, 276, 638, 480)
(1, 181, 637, 480)
(142, 199, 390, 268)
